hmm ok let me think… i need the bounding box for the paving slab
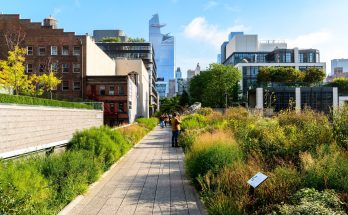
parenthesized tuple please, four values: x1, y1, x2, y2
(64, 126, 206, 215)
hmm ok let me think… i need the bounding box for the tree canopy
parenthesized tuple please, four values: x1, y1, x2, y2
(0, 47, 37, 95)
(257, 67, 325, 86)
(159, 96, 182, 114)
(326, 77, 348, 93)
(127, 37, 146, 42)
(0, 46, 61, 97)
(189, 63, 241, 108)
(101, 37, 122, 42)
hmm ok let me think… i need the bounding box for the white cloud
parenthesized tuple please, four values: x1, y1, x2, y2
(285, 31, 348, 74)
(204, 1, 218, 11)
(287, 31, 333, 49)
(183, 17, 247, 49)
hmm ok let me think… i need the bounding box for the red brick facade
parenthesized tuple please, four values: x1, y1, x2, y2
(86, 76, 130, 126)
(0, 14, 84, 100)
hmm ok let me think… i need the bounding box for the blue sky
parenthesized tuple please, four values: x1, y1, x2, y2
(1, 0, 348, 75)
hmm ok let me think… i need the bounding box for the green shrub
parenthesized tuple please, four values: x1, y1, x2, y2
(178, 129, 203, 152)
(40, 150, 101, 211)
(196, 107, 213, 116)
(278, 110, 333, 152)
(302, 147, 348, 193)
(136, 117, 159, 130)
(185, 131, 243, 182)
(333, 106, 348, 149)
(68, 127, 120, 168)
(0, 93, 93, 109)
(119, 124, 147, 144)
(181, 114, 207, 131)
(274, 188, 346, 214)
(186, 144, 242, 180)
(0, 159, 52, 214)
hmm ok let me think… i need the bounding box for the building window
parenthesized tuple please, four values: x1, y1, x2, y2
(51, 46, 58, 55)
(99, 85, 105, 96)
(118, 85, 125, 95)
(39, 64, 45, 73)
(51, 63, 58, 72)
(62, 81, 69, 91)
(38, 47, 46, 56)
(110, 103, 115, 113)
(109, 86, 115, 95)
(62, 64, 69, 73)
(73, 81, 81, 91)
(27, 46, 33, 55)
(118, 103, 124, 112)
(285, 52, 292, 63)
(26, 64, 33, 73)
(73, 46, 81, 56)
(309, 53, 314, 63)
(128, 101, 132, 110)
(62, 46, 69, 55)
(299, 53, 304, 63)
(73, 64, 81, 73)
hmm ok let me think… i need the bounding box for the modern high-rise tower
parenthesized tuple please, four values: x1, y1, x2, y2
(149, 14, 175, 98)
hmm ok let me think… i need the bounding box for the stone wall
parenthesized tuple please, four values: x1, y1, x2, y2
(0, 104, 103, 158)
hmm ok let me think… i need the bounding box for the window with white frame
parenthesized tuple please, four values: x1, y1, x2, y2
(51, 63, 58, 72)
(73, 46, 81, 55)
(62, 64, 69, 73)
(38, 47, 46, 56)
(73, 64, 81, 73)
(26, 64, 33, 73)
(27, 46, 33, 55)
(62, 46, 69, 55)
(73, 81, 81, 91)
(51, 46, 58, 55)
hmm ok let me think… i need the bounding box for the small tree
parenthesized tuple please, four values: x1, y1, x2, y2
(303, 67, 326, 85)
(0, 46, 39, 95)
(179, 90, 190, 107)
(39, 72, 61, 99)
(326, 77, 348, 93)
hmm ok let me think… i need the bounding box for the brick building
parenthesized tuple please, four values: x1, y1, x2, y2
(0, 14, 151, 125)
(0, 14, 84, 100)
(86, 76, 137, 126)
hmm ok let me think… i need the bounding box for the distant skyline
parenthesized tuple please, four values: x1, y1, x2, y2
(1, 0, 348, 75)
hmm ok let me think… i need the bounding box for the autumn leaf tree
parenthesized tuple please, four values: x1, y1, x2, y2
(0, 46, 39, 95)
(39, 71, 61, 99)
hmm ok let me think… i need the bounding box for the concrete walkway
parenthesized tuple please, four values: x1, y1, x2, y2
(65, 126, 205, 215)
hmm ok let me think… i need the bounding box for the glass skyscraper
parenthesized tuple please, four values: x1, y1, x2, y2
(149, 14, 175, 98)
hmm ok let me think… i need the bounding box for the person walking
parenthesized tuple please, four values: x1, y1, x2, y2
(159, 114, 164, 128)
(171, 112, 181, 147)
(164, 113, 168, 127)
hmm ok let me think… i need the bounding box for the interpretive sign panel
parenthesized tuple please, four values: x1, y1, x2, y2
(247, 172, 268, 188)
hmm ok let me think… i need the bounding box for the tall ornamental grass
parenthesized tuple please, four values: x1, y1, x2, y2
(180, 107, 348, 214)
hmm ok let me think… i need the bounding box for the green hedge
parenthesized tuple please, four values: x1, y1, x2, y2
(0, 94, 93, 109)
(0, 122, 156, 214)
(135, 117, 159, 130)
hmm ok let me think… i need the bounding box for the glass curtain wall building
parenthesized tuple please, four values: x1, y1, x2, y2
(149, 14, 175, 98)
(221, 32, 326, 100)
